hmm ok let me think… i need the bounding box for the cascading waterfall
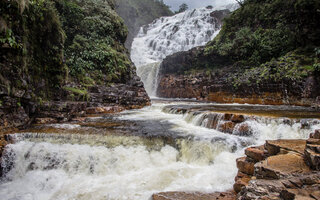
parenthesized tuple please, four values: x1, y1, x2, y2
(131, 7, 226, 96)
(1, 101, 319, 200)
(136, 62, 161, 97)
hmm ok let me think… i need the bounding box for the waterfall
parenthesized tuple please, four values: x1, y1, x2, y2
(136, 62, 161, 97)
(131, 7, 226, 97)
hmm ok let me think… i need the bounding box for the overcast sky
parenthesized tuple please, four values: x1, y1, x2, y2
(163, 0, 237, 11)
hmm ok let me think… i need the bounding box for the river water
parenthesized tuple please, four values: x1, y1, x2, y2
(1, 100, 319, 200)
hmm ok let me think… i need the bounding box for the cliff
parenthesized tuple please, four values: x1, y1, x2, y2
(157, 0, 320, 107)
(115, 0, 173, 50)
(0, 0, 150, 134)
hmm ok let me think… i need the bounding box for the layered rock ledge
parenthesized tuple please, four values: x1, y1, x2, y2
(235, 129, 320, 199)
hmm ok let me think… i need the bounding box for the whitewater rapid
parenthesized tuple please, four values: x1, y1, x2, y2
(1, 101, 319, 200)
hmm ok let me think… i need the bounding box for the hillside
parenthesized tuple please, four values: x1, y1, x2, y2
(115, 0, 173, 50)
(0, 0, 149, 132)
(157, 0, 320, 107)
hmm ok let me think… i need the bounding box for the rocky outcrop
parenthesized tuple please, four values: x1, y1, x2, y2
(157, 70, 320, 107)
(152, 191, 236, 200)
(234, 130, 320, 199)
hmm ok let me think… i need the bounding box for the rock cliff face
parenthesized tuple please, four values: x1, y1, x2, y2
(0, 0, 150, 136)
(157, 0, 320, 107)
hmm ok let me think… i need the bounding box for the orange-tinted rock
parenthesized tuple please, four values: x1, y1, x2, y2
(152, 191, 236, 200)
(306, 144, 320, 153)
(245, 146, 267, 162)
(86, 106, 124, 114)
(255, 154, 311, 179)
(218, 121, 236, 134)
(236, 157, 255, 175)
(224, 113, 232, 121)
(231, 114, 245, 123)
(234, 172, 252, 193)
(235, 123, 253, 136)
(310, 130, 320, 139)
(35, 118, 58, 124)
(304, 148, 320, 171)
(307, 139, 320, 145)
(265, 140, 306, 155)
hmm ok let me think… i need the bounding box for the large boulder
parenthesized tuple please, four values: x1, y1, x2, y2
(255, 153, 311, 179)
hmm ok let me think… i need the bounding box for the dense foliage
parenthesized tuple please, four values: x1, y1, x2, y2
(115, 0, 173, 49)
(200, 0, 320, 85)
(0, 0, 134, 101)
(0, 0, 65, 99)
(205, 0, 320, 66)
(54, 0, 131, 84)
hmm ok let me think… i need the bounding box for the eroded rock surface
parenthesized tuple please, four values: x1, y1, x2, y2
(235, 130, 320, 200)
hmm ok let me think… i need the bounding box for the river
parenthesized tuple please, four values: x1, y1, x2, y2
(1, 99, 319, 200)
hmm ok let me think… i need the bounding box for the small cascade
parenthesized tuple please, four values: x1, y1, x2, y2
(161, 105, 320, 143)
(131, 7, 228, 96)
(136, 62, 161, 97)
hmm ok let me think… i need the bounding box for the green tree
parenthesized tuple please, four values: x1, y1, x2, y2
(177, 3, 188, 13)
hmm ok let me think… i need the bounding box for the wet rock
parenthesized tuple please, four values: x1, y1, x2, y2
(234, 123, 253, 136)
(237, 157, 255, 175)
(219, 121, 236, 134)
(231, 115, 245, 123)
(255, 154, 311, 179)
(245, 146, 267, 162)
(35, 118, 58, 124)
(238, 179, 285, 200)
(307, 139, 320, 145)
(310, 130, 320, 139)
(86, 106, 125, 114)
(265, 140, 306, 156)
(234, 172, 252, 193)
(152, 191, 236, 200)
(304, 148, 320, 171)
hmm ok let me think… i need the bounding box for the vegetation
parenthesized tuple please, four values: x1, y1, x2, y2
(115, 0, 173, 49)
(199, 0, 320, 86)
(0, 0, 137, 102)
(54, 0, 131, 84)
(176, 3, 188, 13)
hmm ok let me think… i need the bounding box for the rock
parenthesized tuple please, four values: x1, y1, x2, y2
(234, 123, 253, 136)
(231, 114, 245, 123)
(219, 121, 236, 134)
(35, 118, 58, 124)
(306, 144, 320, 153)
(237, 157, 255, 175)
(234, 172, 252, 193)
(238, 179, 285, 200)
(307, 139, 320, 145)
(280, 189, 296, 200)
(255, 154, 311, 179)
(86, 106, 124, 114)
(304, 148, 320, 171)
(310, 130, 320, 139)
(245, 146, 267, 162)
(265, 140, 306, 156)
(152, 191, 236, 200)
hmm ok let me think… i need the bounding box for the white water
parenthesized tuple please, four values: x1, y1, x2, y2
(131, 7, 226, 96)
(1, 102, 319, 200)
